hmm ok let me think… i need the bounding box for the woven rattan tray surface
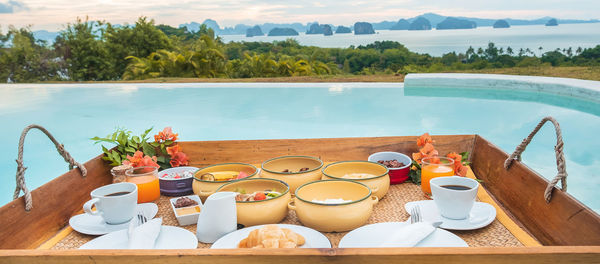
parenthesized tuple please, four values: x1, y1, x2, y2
(51, 181, 522, 249)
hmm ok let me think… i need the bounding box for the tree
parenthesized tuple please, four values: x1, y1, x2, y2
(507, 47, 513, 56)
(104, 17, 173, 78)
(55, 17, 113, 81)
(0, 26, 62, 82)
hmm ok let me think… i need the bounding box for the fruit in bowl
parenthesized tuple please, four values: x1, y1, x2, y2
(192, 163, 258, 201)
(216, 178, 291, 227)
(368, 152, 412, 184)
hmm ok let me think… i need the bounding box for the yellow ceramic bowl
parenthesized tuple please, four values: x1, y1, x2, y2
(260, 155, 323, 194)
(216, 178, 291, 227)
(193, 163, 258, 201)
(321, 161, 390, 199)
(289, 180, 378, 232)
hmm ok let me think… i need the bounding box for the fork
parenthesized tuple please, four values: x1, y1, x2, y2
(410, 205, 422, 224)
(138, 213, 148, 225)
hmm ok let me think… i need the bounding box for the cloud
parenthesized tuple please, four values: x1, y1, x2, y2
(0, 0, 28, 14)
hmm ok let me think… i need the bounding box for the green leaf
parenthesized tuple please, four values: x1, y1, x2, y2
(124, 147, 136, 153)
(157, 156, 168, 163)
(164, 140, 173, 145)
(132, 136, 140, 144)
(150, 142, 159, 147)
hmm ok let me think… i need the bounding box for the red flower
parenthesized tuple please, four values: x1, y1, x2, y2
(154, 127, 179, 143)
(417, 133, 435, 147)
(447, 152, 468, 177)
(123, 151, 159, 168)
(166, 144, 189, 167)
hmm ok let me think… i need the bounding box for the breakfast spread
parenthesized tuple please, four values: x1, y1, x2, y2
(234, 188, 282, 201)
(198, 171, 250, 181)
(377, 159, 406, 168)
(238, 225, 306, 248)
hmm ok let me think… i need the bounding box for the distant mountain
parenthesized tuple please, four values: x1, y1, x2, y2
(390, 19, 410, 30)
(267, 27, 299, 36)
(323, 25, 333, 36)
(371, 21, 397, 30)
(307, 23, 325, 34)
(335, 26, 352, 34)
(403, 12, 597, 28)
(409, 17, 432, 30)
(546, 18, 559, 26)
(436, 17, 476, 30)
(493, 20, 510, 28)
(246, 25, 264, 37)
(354, 22, 375, 35)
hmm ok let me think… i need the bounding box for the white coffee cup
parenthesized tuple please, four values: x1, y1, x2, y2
(83, 182, 138, 224)
(430, 176, 479, 220)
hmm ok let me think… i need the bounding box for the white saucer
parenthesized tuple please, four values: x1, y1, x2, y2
(339, 222, 468, 248)
(79, 225, 197, 249)
(69, 203, 159, 235)
(405, 200, 496, 230)
(211, 224, 331, 249)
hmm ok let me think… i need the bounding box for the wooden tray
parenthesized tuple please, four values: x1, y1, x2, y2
(1, 135, 599, 263)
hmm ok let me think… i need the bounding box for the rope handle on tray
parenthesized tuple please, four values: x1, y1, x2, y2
(503, 116, 567, 203)
(14, 124, 87, 211)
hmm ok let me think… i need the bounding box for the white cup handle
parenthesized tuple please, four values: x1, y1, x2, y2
(83, 198, 100, 215)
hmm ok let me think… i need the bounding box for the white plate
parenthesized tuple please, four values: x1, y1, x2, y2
(70, 203, 158, 235)
(405, 200, 496, 230)
(211, 224, 331, 249)
(339, 222, 468, 248)
(79, 225, 198, 249)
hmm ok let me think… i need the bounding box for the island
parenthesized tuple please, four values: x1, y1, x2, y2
(335, 26, 352, 34)
(267, 27, 299, 36)
(354, 22, 375, 35)
(390, 19, 410, 30)
(323, 25, 333, 36)
(306, 23, 325, 34)
(436, 17, 476, 30)
(545, 18, 559, 26)
(245, 25, 264, 37)
(409, 17, 432, 30)
(493, 19, 510, 28)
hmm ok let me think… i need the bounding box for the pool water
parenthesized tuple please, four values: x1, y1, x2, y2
(1, 83, 599, 212)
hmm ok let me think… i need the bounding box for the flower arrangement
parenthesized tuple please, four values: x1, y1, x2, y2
(92, 126, 189, 169)
(408, 133, 469, 184)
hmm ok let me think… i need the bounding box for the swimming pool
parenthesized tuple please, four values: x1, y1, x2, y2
(1, 80, 599, 212)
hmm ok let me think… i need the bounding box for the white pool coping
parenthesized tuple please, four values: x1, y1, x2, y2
(404, 73, 600, 102)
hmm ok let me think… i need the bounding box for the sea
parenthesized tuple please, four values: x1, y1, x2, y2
(220, 23, 600, 56)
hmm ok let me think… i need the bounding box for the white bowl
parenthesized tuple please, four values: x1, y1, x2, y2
(367, 151, 411, 170)
(169, 195, 202, 226)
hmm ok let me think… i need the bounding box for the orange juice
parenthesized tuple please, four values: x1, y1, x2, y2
(125, 166, 161, 203)
(420, 157, 454, 197)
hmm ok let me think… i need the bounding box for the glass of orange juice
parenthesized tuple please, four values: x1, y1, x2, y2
(421, 157, 454, 198)
(125, 166, 160, 203)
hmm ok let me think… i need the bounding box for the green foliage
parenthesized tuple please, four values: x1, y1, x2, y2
(2, 16, 600, 83)
(91, 127, 155, 166)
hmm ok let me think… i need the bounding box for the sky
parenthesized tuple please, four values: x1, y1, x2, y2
(1, 0, 599, 31)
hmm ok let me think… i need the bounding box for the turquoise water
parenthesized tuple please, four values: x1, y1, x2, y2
(0, 83, 599, 213)
(220, 23, 600, 56)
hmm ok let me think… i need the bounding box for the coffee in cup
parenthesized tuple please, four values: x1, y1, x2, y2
(430, 176, 479, 220)
(83, 182, 138, 224)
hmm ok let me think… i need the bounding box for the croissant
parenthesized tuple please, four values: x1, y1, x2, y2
(238, 225, 306, 248)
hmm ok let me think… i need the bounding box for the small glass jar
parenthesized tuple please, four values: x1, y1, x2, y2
(126, 166, 160, 203)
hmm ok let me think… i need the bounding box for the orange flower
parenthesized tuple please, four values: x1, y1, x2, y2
(166, 144, 182, 156)
(123, 151, 159, 168)
(417, 133, 435, 147)
(169, 151, 189, 167)
(446, 152, 467, 177)
(154, 127, 179, 143)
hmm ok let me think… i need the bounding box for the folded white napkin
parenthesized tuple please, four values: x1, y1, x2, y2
(379, 222, 436, 247)
(128, 218, 162, 249)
